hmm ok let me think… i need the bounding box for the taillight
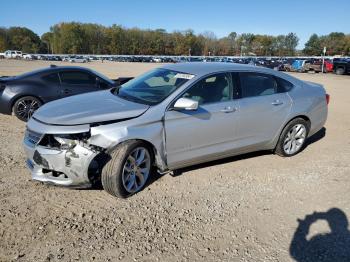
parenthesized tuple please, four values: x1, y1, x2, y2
(326, 94, 330, 105)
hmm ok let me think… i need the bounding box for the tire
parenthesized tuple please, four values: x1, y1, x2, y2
(335, 67, 345, 75)
(101, 140, 153, 198)
(13, 96, 42, 122)
(275, 118, 309, 157)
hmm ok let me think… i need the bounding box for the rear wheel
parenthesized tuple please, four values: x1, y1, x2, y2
(275, 118, 309, 157)
(13, 96, 42, 122)
(101, 140, 152, 198)
(335, 67, 345, 75)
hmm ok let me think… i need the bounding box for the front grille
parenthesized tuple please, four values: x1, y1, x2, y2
(25, 129, 43, 145)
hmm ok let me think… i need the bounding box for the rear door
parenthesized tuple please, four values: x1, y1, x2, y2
(234, 72, 292, 150)
(59, 70, 99, 97)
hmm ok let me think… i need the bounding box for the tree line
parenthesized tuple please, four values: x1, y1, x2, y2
(0, 22, 349, 56)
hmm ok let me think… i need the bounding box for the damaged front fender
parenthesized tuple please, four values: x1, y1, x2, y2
(89, 120, 168, 171)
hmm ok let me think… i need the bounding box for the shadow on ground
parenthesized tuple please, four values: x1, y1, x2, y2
(290, 208, 350, 262)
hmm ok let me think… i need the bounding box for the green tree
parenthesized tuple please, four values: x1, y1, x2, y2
(0, 27, 9, 51)
(7, 27, 41, 53)
(304, 34, 321, 55)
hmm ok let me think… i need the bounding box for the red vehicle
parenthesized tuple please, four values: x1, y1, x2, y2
(324, 59, 333, 72)
(307, 59, 333, 73)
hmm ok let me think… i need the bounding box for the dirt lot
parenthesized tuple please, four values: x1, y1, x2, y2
(0, 60, 349, 262)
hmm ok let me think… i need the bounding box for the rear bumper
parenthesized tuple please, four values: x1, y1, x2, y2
(0, 88, 14, 115)
(23, 136, 97, 188)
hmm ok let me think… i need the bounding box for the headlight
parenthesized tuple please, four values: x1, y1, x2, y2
(54, 135, 77, 149)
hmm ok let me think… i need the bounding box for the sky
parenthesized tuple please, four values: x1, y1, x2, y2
(0, 0, 349, 49)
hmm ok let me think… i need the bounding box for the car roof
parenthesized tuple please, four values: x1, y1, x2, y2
(13, 66, 114, 84)
(17, 66, 92, 77)
(162, 62, 275, 76)
(162, 62, 303, 86)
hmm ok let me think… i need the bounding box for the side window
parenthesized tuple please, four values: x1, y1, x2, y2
(276, 77, 294, 92)
(181, 73, 231, 105)
(59, 71, 96, 85)
(239, 73, 278, 98)
(42, 73, 60, 84)
(98, 78, 111, 89)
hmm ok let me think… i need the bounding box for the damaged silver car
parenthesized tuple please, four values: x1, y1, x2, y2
(23, 63, 328, 198)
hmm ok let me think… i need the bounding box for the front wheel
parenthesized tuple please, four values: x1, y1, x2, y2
(275, 118, 309, 157)
(13, 96, 42, 122)
(101, 141, 153, 198)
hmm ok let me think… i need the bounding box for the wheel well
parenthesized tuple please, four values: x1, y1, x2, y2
(134, 139, 157, 162)
(287, 115, 311, 129)
(11, 95, 43, 113)
(108, 139, 160, 165)
(274, 115, 311, 151)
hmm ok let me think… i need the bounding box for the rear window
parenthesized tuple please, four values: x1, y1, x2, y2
(59, 71, 96, 85)
(276, 77, 294, 92)
(240, 73, 278, 98)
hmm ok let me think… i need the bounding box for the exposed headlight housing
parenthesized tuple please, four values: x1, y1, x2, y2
(39, 132, 90, 150)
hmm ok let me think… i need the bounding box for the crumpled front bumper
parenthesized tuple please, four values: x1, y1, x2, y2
(23, 136, 98, 188)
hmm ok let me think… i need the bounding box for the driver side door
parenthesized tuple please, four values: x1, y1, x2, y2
(164, 73, 239, 169)
(59, 70, 99, 97)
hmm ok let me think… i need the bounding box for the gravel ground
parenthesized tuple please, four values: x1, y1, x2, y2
(0, 60, 349, 262)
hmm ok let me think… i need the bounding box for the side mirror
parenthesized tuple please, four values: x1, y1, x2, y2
(173, 97, 198, 111)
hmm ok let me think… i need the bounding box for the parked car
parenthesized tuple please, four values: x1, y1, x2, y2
(4, 50, 22, 59)
(23, 63, 329, 198)
(22, 53, 34, 60)
(291, 60, 308, 72)
(324, 59, 333, 72)
(69, 56, 88, 63)
(0, 66, 131, 121)
(301, 59, 333, 73)
(333, 58, 350, 75)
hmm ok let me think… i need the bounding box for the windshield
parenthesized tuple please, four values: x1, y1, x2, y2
(115, 68, 193, 105)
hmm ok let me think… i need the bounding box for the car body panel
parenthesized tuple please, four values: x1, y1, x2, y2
(234, 92, 293, 150)
(32, 90, 150, 125)
(164, 100, 239, 168)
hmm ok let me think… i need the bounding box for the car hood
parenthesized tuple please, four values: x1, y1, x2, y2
(33, 90, 149, 125)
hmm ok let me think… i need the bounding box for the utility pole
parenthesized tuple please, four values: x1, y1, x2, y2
(322, 47, 326, 73)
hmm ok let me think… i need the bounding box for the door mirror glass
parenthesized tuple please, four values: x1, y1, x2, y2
(173, 97, 198, 111)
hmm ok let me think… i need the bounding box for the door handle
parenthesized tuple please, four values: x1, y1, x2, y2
(271, 100, 283, 106)
(220, 106, 237, 113)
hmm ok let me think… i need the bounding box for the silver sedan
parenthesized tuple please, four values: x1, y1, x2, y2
(23, 63, 328, 197)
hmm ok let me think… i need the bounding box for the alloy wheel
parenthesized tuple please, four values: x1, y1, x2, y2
(122, 147, 151, 193)
(16, 98, 40, 121)
(283, 124, 307, 155)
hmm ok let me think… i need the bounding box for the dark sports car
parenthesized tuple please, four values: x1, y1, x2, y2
(0, 66, 132, 121)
